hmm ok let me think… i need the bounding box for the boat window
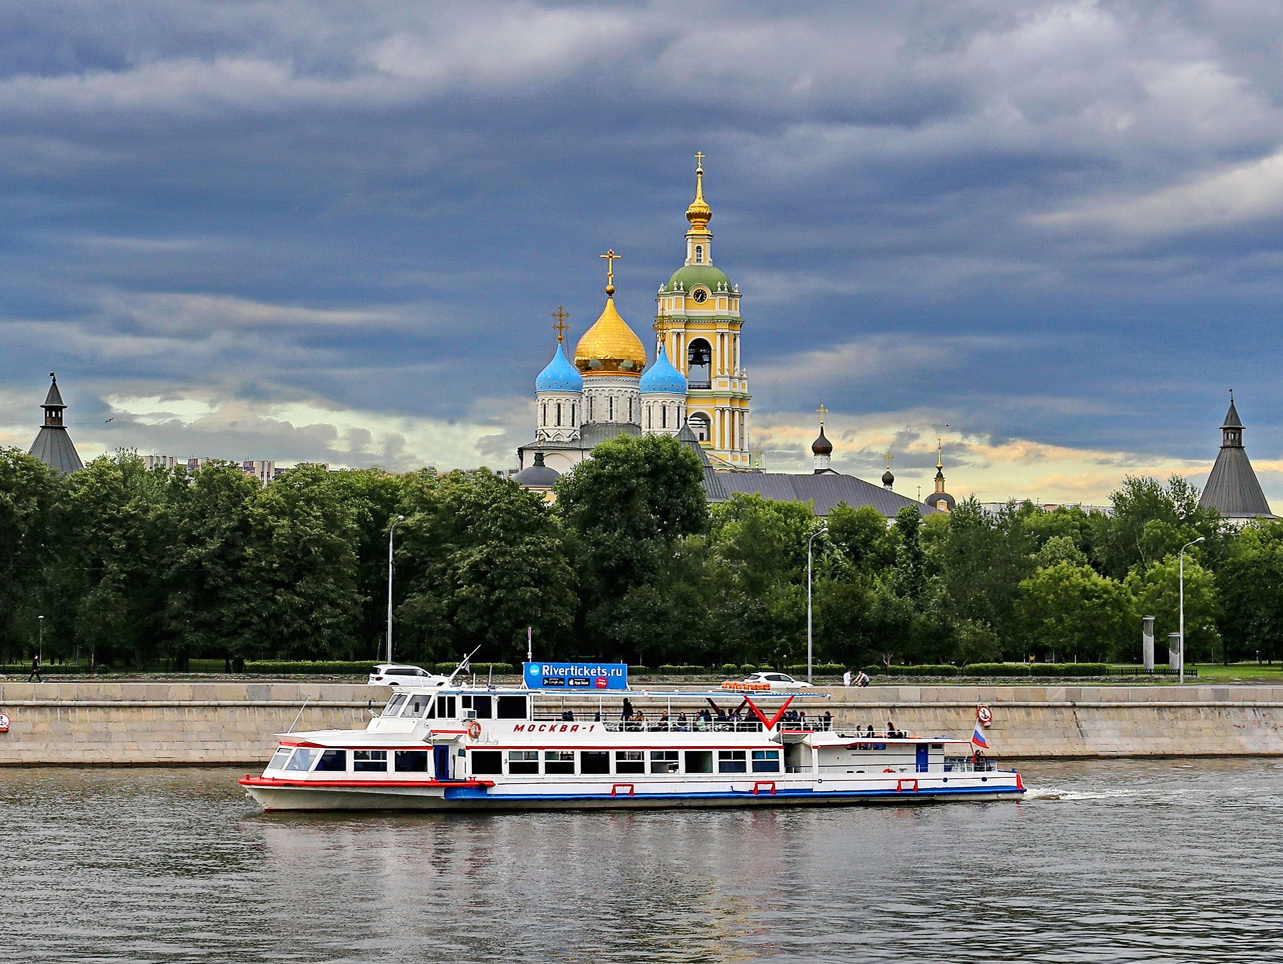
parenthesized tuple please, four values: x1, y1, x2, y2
(284, 747, 318, 772)
(580, 751, 610, 774)
(684, 750, 713, 774)
(544, 750, 575, 774)
(402, 694, 433, 717)
(496, 696, 529, 720)
(614, 750, 645, 774)
(395, 750, 429, 773)
(508, 750, 539, 775)
(718, 750, 747, 774)
(267, 747, 294, 771)
(464, 695, 494, 719)
(432, 697, 457, 719)
(649, 750, 679, 774)
(382, 693, 408, 717)
(315, 749, 347, 772)
(471, 750, 502, 775)
(751, 750, 781, 773)
(353, 750, 388, 772)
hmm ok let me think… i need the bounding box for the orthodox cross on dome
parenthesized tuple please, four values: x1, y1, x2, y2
(694, 150, 705, 171)
(599, 248, 621, 292)
(551, 306, 569, 344)
(884, 451, 893, 470)
(816, 403, 828, 427)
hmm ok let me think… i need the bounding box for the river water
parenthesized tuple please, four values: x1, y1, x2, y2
(1, 759, 1280, 963)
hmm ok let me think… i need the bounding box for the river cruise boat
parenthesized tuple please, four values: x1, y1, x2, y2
(240, 683, 1024, 812)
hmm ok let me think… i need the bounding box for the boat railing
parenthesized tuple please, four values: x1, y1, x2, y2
(539, 717, 836, 733)
(943, 756, 997, 773)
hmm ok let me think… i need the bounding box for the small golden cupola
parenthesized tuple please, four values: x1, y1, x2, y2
(685, 152, 712, 235)
(573, 249, 647, 377)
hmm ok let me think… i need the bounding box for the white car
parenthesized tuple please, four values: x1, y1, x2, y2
(740, 672, 813, 690)
(367, 664, 451, 686)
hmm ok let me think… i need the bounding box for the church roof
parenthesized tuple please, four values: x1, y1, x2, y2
(29, 425, 84, 474)
(513, 452, 561, 489)
(662, 264, 733, 295)
(705, 470, 937, 518)
(1200, 448, 1273, 518)
(574, 295, 646, 376)
(1199, 398, 1275, 520)
(43, 376, 67, 409)
(639, 345, 687, 395)
(535, 344, 582, 393)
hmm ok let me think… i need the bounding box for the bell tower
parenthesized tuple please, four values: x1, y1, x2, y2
(653, 154, 751, 468)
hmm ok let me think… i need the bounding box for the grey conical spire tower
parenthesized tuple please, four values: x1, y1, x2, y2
(1198, 393, 1274, 521)
(28, 372, 84, 474)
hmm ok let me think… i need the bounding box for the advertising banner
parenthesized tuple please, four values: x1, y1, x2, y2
(523, 661, 628, 690)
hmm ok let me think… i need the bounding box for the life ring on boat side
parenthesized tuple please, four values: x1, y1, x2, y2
(882, 768, 895, 773)
(976, 705, 993, 727)
(466, 720, 482, 739)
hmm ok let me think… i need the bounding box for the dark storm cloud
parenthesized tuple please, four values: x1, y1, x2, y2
(2, 1, 1282, 500)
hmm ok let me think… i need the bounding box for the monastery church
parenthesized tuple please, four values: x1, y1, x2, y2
(513, 157, 934, 520)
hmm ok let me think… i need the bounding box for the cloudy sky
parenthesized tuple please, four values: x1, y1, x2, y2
(3, 0, 1281, 506)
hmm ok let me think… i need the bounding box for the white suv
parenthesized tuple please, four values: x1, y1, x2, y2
(741, 672, 813, 690)
(367, 664, 450, 686)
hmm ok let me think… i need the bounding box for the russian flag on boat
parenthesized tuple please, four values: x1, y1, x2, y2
(971, 724, 989, 749)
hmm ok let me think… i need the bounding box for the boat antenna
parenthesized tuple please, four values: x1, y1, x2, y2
(286, 696, 311, 733)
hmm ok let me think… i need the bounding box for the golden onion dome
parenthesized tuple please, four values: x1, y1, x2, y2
(573, 293, 646, 377)
(686, 161, 712, 232)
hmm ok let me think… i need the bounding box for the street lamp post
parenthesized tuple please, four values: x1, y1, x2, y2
(807, 524, 828, 684)
(1179, 536, 1205, 684)
(386, 515, 405, 664)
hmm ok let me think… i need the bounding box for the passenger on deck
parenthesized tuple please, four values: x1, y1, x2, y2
(561, 710, 574, 721)
(621, 698, 634, 721)
(822, 710, 833, 730)
(886, 720, 899, 737)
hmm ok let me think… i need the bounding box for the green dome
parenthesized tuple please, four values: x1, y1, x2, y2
(662, 264, 734, 294)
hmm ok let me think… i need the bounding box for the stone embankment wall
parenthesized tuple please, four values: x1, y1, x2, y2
(2, 681, 1283, 765)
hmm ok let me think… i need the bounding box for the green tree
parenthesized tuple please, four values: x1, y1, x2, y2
(396, 470, 577, 665)
(1124, 553, 1221, 663)
(1017, 563, 1136, 662)
(163, 461, 264, 668)
(555, 434, 707, 661)
(0, 448, 63, 661)
(927, 498, 1034, 649)
(61, 453, 173, 668)
(1218, 523, 1283, 662)
(1094, 476, 1222, 579)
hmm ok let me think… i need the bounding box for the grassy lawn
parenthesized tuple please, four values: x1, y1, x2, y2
(1193, 663, 1283, 683)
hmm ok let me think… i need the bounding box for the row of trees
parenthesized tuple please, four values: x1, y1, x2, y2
(2, 435, 1281, 671)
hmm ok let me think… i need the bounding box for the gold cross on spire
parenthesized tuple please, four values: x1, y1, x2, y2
(600, 248, 620, 291)
(551, 306, 569, 344)
(884, 451, 893, 470)
(816, 403, 828, 427)
(694, 150, 705, 170)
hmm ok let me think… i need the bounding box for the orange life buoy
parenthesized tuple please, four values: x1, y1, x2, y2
(0, 712, 9, 732)
(466, 720, 482, 739)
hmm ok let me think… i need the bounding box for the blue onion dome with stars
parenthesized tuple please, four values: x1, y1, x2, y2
(639, 345, 687, 394)
(535, 343, 583, 392)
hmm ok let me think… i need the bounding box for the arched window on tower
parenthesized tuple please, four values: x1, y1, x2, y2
(555, 401, 562, 425)
(689, 412, 711, 442)
(694, 245, 704, 263)
(687, 339, 712, 389)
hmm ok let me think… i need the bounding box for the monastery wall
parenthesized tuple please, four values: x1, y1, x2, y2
(2, 681, 1283, 765)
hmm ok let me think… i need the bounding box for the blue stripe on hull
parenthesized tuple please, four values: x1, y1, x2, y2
(444, 784, 1024, 804)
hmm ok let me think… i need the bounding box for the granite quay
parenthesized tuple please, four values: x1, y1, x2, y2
(3, 681, 1283, 764)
